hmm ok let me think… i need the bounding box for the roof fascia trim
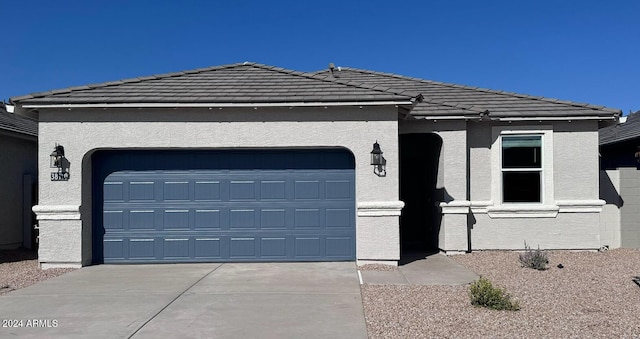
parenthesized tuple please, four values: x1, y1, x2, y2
(412, 115, 481, 120)
(492, 116, 618, 121)
(20, 101, 415, 109)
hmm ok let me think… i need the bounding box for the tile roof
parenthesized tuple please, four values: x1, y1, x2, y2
(10, 63, 419, 106)
(600, 111, 640, 145)
(10, 62, 621, 121)
(312, 68, 621, 120)
(0, 104, 37, 137)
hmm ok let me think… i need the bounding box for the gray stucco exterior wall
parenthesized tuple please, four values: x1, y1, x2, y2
(400, 119, 604, 252)
(34, 106, 404, 267)
(32, 106, 611, 266)
(599, 169, 622, 248)
(0, 131, 37, 249)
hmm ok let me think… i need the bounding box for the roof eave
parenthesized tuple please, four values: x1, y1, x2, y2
(0, 127, 38, 139)
(410, 115, 482, 121)
(491, 115, 619, 122)
(18, 100, 416, 109)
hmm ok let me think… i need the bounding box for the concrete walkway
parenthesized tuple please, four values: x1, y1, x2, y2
(359, 252, 479, 285)
(0, 263, 367, 338)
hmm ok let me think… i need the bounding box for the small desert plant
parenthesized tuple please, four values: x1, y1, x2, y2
(469, 277, 520, 311)
(519, 241, 549, 270)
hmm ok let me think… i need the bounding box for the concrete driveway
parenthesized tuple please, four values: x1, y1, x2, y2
(0, 262, 367, 338)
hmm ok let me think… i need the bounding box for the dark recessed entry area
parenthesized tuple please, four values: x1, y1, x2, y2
(400, 133, 443, 256)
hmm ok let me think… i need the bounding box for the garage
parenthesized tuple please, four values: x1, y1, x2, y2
(92, 149, 355, 263)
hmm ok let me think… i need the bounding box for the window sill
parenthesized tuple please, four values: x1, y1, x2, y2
(486, 205, 559, 218)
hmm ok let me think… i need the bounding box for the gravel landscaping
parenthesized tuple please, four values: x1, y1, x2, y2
(362, 249, 640, 338)
(0, 249, 76, 296)
(3, 248, 640, 337)
(359, 264, 399, 271)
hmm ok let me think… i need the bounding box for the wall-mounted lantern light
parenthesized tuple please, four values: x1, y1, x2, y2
(635, 146, 640, 163)
(370, 141, 386, 177)
(50, 144, 65, 169)
(50, 144, 70, 181)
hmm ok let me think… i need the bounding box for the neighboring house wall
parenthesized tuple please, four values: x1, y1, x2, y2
(400, 119, 603, 251)
(618, 168, 640, 248)
(36, 106, 402, 267)
(599, 138, 640, 249)
(0, 131, 37, 249)
(601, 167, 640, 249)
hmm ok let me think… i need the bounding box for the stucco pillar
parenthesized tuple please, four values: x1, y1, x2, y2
(356, 201, 404, 265)
(32, 205, 83, 268)
(437, 128, 470, 253)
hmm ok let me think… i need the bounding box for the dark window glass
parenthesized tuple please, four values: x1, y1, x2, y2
(503, 172, 541, 202)
(502, 136, 541, 168)
(502, 135, 542, 203)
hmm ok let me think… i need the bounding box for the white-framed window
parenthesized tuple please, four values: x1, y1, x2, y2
(501, 135, 542, 203)
(491, 126, 554, 207)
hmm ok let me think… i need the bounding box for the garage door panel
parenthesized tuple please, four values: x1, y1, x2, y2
(163, 210, 190, 230)
(295, 238, 321, 257)
(295, 180, 320, 200)
(261, 181, 286, 200)
(229, 209, 256, 229)
(195, 181, 221, 201)
(164, 181, 190, 201)
(96, 149, 355, 263)
(230, 181, 257, 200)
(104, 211, 124, 230)
(294, 209, 322, 228)
(260, 209, 287, 229)
(195, 238, 221, 258)
(325, 180, 352, 200)
(163, 238, 190, 258)
(129, 182, 155, 201)
(261, 238, 287, 257)
(326, 237, 353, 257)
(104, 239, 124, 259)
(230, 238, 257, 257)
(195, 209, 221, 229)
(326, 209, 352, 228)
(129, 210, 155, 230)
(129, 238, 156, 259)
(104, 182, 124, 201)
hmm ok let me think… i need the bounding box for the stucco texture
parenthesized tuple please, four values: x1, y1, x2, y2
(599, 169, 622, 248)
(36, 106, 402, 266)
(401, 120, 604, 251)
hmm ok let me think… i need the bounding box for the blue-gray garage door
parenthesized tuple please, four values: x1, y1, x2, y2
(93, 149, 355, 263)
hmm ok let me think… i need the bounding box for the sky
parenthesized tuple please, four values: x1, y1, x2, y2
(2, 0, 639, 114)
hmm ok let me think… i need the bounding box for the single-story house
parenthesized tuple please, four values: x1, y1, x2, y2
(9, 62, 621, 268)
(599, 111, 640, 249)
(0, 102, 38, 249)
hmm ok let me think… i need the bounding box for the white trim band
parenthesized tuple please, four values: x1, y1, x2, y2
(470, 200, 605, 216)
(556, 200, 605, 213)
(357, 201, 405, 217)
(33, 205, 81, 220)
(440, 201, 470, 214)
(469, 200, 493, 213)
